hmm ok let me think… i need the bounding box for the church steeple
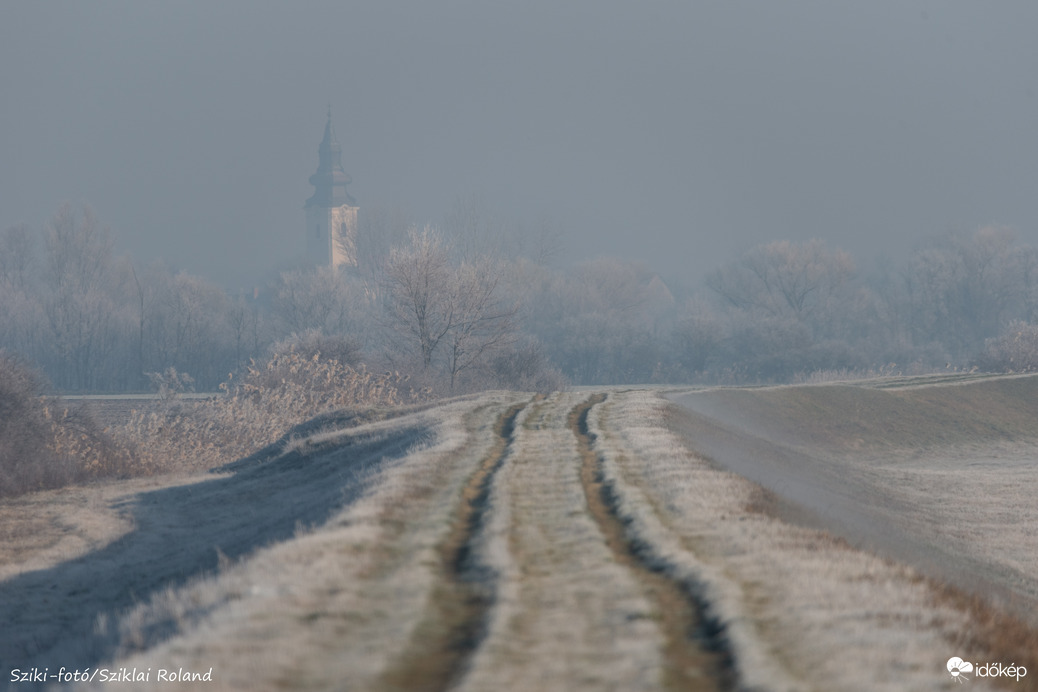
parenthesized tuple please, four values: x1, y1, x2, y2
(304, 108, 359, 268)
(306, 107, 355, 207)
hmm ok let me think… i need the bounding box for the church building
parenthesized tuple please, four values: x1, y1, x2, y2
(304, 109, 358, 268)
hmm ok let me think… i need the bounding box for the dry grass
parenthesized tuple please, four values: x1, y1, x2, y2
(377, 401, 526, 692)
(8, 381, 1034, 690)
(676, 373, 1038, 455)
(457, 393, 665, 692)
(853, 453, 1038, 612)
(587, 395, 803, 691)
(672, 376, 1038, 627)
(571, 394, 734, 692)
(592, 391, 1008, 691)
(1, 350, 431, 500)
(0, 476, 180, 581)
(929, 581, 1038, 691)
(0, 353, 136, 498)
(65, 393, 524, 692)
(115, 351, 434, 475)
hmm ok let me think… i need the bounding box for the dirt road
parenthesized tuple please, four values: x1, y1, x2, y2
(1, 389, 1027, 691)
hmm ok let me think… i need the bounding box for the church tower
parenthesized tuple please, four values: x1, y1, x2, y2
(305, 108, 358, 268)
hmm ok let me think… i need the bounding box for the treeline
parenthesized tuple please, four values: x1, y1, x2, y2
(508, 225, 1038, 383)
(690, 229, 1038, 381)
(1, 205, 252, 391)
(3, 202, 1038, 393)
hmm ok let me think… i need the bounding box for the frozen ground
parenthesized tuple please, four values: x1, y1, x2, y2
(668, 374, 1038, 621)
(1, 382, 1033, 691)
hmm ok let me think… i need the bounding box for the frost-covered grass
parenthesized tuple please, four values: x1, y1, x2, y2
(867, 453, 1038, 602)
(116, 351, 433, 475)
(458, 392, 664, 692)
(68, 393, 521, 691)
(590, 391, 1006, 691)
(0, 350, 434, 501)
(675, 373, 1038, 455)
(0, 474, 189, 582)
(674, 376, 1038, 627)
(0, 352, 136, 498)
(7, 382, 1033, 691)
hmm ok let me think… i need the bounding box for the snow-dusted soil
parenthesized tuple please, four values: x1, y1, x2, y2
(1, 384, 1032, 691)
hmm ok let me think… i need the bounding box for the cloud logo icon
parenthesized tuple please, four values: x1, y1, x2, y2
(947, 657, 973, 682)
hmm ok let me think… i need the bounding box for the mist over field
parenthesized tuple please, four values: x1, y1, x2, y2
(4, 2, 1038, 392)
(4, 7, 1038, 689)
(3, 2, 1038, 279)
(5, 201, 1038, 394)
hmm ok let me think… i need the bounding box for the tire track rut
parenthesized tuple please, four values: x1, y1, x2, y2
(379, 400, 526, 692)
(570, 394, 737, 692)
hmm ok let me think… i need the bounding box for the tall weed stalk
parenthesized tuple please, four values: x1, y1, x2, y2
(119, 351, 432, 473)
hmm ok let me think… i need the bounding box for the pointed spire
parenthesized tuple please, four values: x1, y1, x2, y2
(306, 108, 355, 208)
(321, 104, 337, 149)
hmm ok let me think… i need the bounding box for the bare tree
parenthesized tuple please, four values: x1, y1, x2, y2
(0, 224, 36, 292)
(0, 225, 43, 365)
(707, 239, 854, 327)
(528, 215, 565, 266)
(270, 266, 358, 335)
(159, 273, 236, 387)
(900, 227, 1035, 359)
(444, 258, 518, 391)
(574, 257, 652, 316)
(381, 225, 455, 370)
(43, 287, 124, 390)
(40, 204, 134, 390)
(380, 226, 519, 390)
(44, 203, 120, 295)
(227, 294, 259, 372)
(672, 297, 725, 376)
(133, 266, 238, 389)
(352, 204, 413, 288)
(517, 257, 672, 384)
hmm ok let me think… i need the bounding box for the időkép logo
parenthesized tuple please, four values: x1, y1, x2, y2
(947, 656, 1026, 683)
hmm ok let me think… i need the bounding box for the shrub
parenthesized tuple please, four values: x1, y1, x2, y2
(974, 321, 1038, 372)
(44, 404, 136, 480)
(0, 352, 56, 496)
(483, 339, 567, 393)
(120, 349, 433, 473)
(145, 366, 196, 400)
(0, 351, 134, 497)
(270, 330, 362, 367)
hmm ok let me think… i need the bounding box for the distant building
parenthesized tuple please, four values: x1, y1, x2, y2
(304, 108, 358, 268)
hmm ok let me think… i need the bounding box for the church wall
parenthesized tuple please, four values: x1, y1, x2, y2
(330, 205, 358, 268)
(305, 204, 357, 268)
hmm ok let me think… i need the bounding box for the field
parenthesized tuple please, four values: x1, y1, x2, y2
(669, 374, 1038, 621)
(2, 377, 1037, 690)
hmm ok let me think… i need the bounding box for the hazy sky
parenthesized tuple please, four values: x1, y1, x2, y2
(3, 1, 1038, 287)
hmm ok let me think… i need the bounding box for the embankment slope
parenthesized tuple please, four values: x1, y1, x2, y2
(669, 374, 1038, 619)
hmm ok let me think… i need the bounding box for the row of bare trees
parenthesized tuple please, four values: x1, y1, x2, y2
(683, 227, 1038, 380)
(5, 202, 1038, 392)
(1, 205, 251, 391)
(0, 204, 551, 393)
